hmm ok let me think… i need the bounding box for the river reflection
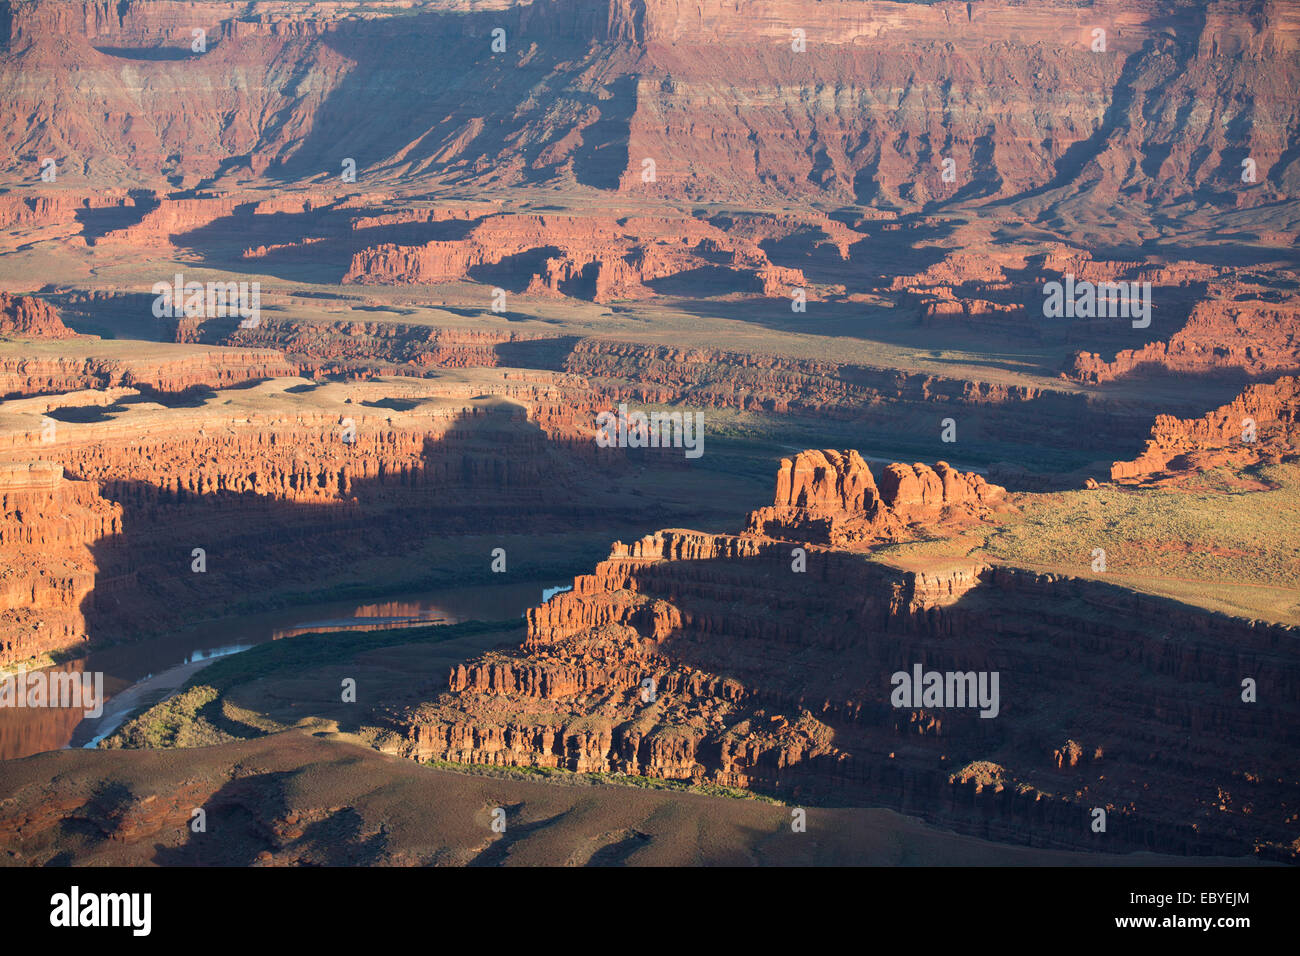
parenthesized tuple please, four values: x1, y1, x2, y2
(0, 579, 557, 761)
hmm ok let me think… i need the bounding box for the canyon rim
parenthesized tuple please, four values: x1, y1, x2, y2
(0, 0, 1295, 936)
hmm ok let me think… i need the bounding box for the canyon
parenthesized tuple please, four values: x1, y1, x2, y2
(0, 0, 1295, 870)
(397, 449, 1299, 860)
(0, 368, 678, 668)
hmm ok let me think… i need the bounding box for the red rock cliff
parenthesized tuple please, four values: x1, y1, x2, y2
(748, 449, 1004, 545)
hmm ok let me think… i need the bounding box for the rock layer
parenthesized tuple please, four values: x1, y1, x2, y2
(747, 449, 1004, 546)
(399, 452, 1299, 860)
(0, 345, 298, 398)
(3, 0, 1297, 208)
(0, 292, 75, 338)
(1112, 375, 1300, 482)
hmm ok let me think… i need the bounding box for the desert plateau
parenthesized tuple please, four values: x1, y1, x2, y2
(0, 0, 1294, 912)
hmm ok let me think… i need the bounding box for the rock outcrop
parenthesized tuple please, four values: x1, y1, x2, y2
(1070, 296, 1300, 384)
(344, 213, 806, 302)
(207, 320, 565, 376)
(396, 450, 1299, 860)
(95, 196, 244, 247)
(0, 462, 121, 665)
(1112, 375, 1300, 482)
(746, 449, 1004, 546)
(0, 293, 76, 338)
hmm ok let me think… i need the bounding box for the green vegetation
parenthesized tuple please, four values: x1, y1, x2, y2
(875, 462, 1300, 623)
(985, 463, 1300, 616)
(101, 685, 284, 749)
(101, 619, 523, 749)
(421, 758, 783, 804)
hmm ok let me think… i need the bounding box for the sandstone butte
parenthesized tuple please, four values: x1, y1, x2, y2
(394, 448, 1299, 862)
(747, 449, 1005, 546)
(0, 292, 77, 339)
(342, 213, 807, 303)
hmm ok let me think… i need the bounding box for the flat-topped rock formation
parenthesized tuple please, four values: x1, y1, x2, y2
(746, 449, 1005, 546)
(344, 213, 805, 302)
(396, 447, 1298, 860)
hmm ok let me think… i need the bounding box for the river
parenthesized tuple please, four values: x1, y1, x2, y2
(0, 579, 568, 761)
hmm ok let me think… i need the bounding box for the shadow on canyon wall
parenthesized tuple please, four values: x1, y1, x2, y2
(259, 2, 631, 191)
(518, 547, 1299, 858)
(73, 405, 674, 650)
